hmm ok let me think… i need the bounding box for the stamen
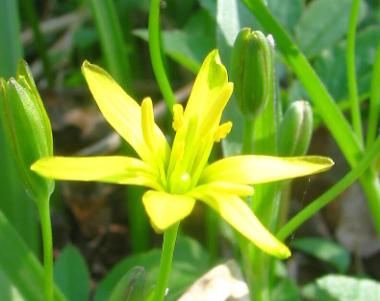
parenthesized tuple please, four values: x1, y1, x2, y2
(172, 104, 184, 131)
(214, 121, 232, 142)
(141, 97, 155, 151)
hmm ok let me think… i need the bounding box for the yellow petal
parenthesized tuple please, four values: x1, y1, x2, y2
(167, 50, 233, 187)
(191, 181, 254, 196)
(172, 103, 184, 131)
(214, 121, 233, 142)
(193, 191, 290, 258)
(184, 50, 230, 120)
(81, 61, 169, 164)
(31, 156, 161, 190)
(142, 190, 195, 230)
(200, 155, 334, 184)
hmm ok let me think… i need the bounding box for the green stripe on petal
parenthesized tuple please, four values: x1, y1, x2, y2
(200, 155, 334, 185)
(193, 191, 290, 258)
(31, 156, 161, 190)
(184, 50, 229, 119)
(81, 61, 169, 165)
(142, 190, 195, 230)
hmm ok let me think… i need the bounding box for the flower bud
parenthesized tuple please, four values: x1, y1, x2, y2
(278, 100, 313, 156)
(231, 28, 274, 119)
(0, 60, 54, 204)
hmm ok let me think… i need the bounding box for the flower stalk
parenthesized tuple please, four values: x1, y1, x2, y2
(39, 200, 54, 301)
(153, 222, 180, 301)
(148, 0, 176, 111)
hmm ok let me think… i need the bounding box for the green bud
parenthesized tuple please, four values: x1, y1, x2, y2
(278, 100, 313, 156)
(0, 60, 54, 204)
(231, 28, 274, 119)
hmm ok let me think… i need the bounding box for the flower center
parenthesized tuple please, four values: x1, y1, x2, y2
(166, 104, 233, 194)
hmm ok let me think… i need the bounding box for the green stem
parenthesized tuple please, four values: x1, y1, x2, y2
(249, 252, 270, 301)
(366, 44, 380, 148)
(38, 201, 53, 301)
(277, 135, 380, 241)
(242, 119, 254, 154)
(153, 222, 179, 301)
(346, 0, 363, 143)
(206, 208, 218, 264)
(126, 187, 150, 253)
(148, 0, 176, 112)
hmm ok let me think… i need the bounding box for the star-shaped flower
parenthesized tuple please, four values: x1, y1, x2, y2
(32, 50, 333, 258)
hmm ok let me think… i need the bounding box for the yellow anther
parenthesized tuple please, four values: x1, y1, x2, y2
(141, 97, 155, 151)
(214, 121, 232, 142)
(172, 104, 184, 131)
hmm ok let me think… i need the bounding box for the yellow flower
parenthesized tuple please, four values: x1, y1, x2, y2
(32, 50, 333, 258)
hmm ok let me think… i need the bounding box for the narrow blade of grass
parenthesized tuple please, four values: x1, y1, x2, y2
(0, 211, 67, 301)
(0, 0, 23, 77)
(366, 44, 380, 148)
(0, 0, 39, 254)
(87, 0, 132, 90)
(346, 0, 363, 143)
(20, 0, 53, 87)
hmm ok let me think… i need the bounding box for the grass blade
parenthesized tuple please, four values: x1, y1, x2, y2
(88, 0, 132, 90)
(346, 0, 363, 143)
(0, 0, 22, 77)
(0, 211, 67, 301)
(0, 0, 39, 254)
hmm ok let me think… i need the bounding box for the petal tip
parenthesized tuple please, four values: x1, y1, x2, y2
(277, 246, 291, 259)
(30, 159, 42, 171)
(81, 60, 92, 71)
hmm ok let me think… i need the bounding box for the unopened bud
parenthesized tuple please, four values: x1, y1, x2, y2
(0, 60, 54, 204)
(278, 100, 313, 156)
(231, 28, 274, 119)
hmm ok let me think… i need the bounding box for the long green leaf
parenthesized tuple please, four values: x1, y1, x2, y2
(19, 0, 52, 86)
(88, 0, 132, 90)
(0, 0, 39, 254)
(290, 237, 351, 273)
(0, 211, 67, 301)
(0, 0, 22, 77)
(54, 245, 90, 301)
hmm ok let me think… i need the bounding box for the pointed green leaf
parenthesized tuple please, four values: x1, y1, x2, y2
(54, 245, 90, 301)
(296, 0, 366, 57)
(302, 275, 380, 301)
(108, 267, 146, 301)
(291, 237, 351, 273)
(0, 211, 67, 301)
